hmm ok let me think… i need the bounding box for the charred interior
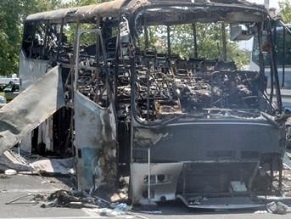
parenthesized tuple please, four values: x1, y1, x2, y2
(19, 0, 287, 208)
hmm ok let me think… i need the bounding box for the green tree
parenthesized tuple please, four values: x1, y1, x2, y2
(0, 0, 64, 76)
(279, 0, 291, 22)
(142, 23, 249, 69)
(0, 0, 23, 75)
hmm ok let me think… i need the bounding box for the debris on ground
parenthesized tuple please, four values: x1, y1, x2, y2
(0, 149, 76, 175)
(33, 189, 135, 217)
(5, 194, 39, 205)
(4, 169, 17, 175)
(266, 201, 289, 215)
(30, 157, 76, 175)
(39, 190, 100, 208)
(1, 148, 291, 217)
(0, 149, 135, 217)
(0, 150, 32, 172)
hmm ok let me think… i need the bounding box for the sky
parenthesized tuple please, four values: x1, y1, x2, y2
(246, 0, 280, 9)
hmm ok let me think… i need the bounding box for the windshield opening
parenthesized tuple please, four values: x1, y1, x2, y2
(127, 6, 275, 125)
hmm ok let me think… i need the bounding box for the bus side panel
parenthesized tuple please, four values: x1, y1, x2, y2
(19, 51, 50, 90)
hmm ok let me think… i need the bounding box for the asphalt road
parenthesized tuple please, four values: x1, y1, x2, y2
(0, 174, 291, 219)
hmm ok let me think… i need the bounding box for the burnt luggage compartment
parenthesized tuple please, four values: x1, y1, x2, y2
(131, 119, 285, 207)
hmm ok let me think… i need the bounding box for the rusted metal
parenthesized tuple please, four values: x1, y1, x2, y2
(26, 0, 128, 22)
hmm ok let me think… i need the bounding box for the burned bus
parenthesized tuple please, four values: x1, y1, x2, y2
(11, 0, 287, 208)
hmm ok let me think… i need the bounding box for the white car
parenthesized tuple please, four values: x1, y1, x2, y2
(0, 95, 6, 108)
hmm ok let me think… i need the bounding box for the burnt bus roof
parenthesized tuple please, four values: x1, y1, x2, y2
(25, 0, 128, 22)
(25, 0, 268, 23)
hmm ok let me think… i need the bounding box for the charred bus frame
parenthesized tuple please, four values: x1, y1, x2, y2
(19, 0, 286, 208)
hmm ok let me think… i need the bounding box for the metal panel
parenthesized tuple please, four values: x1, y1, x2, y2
(74, 91, 117, 190)
(19, 51, 50, 90)
(25, 0, 128, 22)
(130, 162, 183, 203)
(0, 66, 64, 155)
(133, 121, 284, 163)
